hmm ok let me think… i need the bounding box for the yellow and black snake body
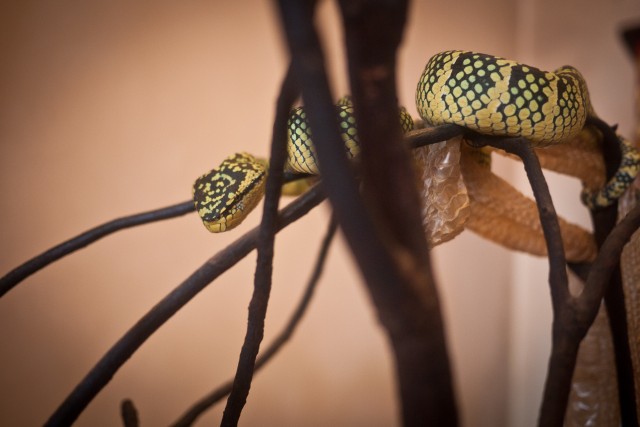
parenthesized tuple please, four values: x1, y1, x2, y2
(416, 50, 640, 208)
(286, 97, 360, 175)
(193, 97, 416, 231)
(193, 51, 640, 233)
(416, 50, 590, 144)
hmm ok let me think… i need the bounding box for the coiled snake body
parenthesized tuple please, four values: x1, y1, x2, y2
(417, 50, 590, 144)
(416, 50, 640, 210)
(193, 50, 640, 245)
(193, 96, 413, 232)
(191, 50, 640, 425)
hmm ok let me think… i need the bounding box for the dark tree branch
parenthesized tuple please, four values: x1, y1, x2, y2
(221, 64, 299, 426)
(482, 137, 570, 311)
(3, 16, 633, 425)
(120, 399, 139, 427)
(43, 185, 326, 427)
(0, 124, 458, 300)
(568, 206, 640, 427)
(170, 216, 338, 427)
(482, 133, 640, 426)
(338, 2, 459, 425)
(0, 200, 194, 297)
(579, 204, 640, 319)
(475, 136, 573, 427)
(586, 116, 639, 426)
(405, 124, 465, 149)
(277, 0, 458, 425)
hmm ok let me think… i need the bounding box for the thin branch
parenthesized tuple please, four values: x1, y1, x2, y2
(405, 124, 465, 149)
(584, 116, 638, 424)
(481, 137, 570, 310)
(0, 200, 194, 297)
(587, 116, 639, 425)
(579, 204, 640, 320)
(0, 124, 456, 300)
(221, 64, 299, 426)
(120, 399, 139, 427)
(43, 185, 326, 427)
(170, 216, 338, 427)
(474, 136, 575, 427)
(538, 204, 640, 427)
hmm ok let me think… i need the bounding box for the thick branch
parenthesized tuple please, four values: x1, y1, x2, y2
(170, 216, 337, 427)
(120, 399, 139, 427)
(339, 1, 458, 425)
(277, 0, 458, 425)
(43, 185, 325, 427)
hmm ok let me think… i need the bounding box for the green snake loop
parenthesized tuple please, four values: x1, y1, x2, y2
(416, 50, 640, 209)
(192, 96, 413, 232)
(193, 51, 640, 233)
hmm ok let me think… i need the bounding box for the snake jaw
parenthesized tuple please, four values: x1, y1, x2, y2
(193, 152, 268, 233)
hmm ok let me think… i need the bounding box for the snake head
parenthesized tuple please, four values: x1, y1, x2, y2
(192, 152, 268, 232)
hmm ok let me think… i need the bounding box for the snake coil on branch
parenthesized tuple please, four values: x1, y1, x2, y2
(193, 50, 640, 263)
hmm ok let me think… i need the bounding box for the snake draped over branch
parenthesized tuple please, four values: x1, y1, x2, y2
(192, 50, 640, 264)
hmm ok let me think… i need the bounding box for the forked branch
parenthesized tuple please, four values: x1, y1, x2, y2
(43, 185, 325, 426)
(170, 216, 338, 427)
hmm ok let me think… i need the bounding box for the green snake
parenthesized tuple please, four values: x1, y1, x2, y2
(416, 50, 640, 209)
(192, 96, 413, 232)
(193, 50, 640, 238)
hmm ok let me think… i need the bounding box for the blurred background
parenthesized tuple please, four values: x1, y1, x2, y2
(1, 0, 639, 425)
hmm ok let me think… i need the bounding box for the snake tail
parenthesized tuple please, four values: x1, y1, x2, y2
(581, 135, 640, 209)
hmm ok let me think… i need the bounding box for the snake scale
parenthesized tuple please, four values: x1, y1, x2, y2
(193, 50, 640, 257)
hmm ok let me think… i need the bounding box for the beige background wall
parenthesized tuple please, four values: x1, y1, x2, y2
(0, 1, 637, 426)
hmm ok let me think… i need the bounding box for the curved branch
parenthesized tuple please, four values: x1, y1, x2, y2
(170, 216, 338, 427)
(539, 204, 640, 427)
(43, 185, 326, 427)
(473, 135, 574, 427)
(0, 123, 456, 300)
(587, 116, 638, 425)
(0, 201, 194, 297)
(483, 133, 640, 426)
(221, 64, 299, 425)
(405, 124, 464, 149)
(481, 137, 570, 309)
(120, 399, 139, 427)
(579, 204, 640, 324)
